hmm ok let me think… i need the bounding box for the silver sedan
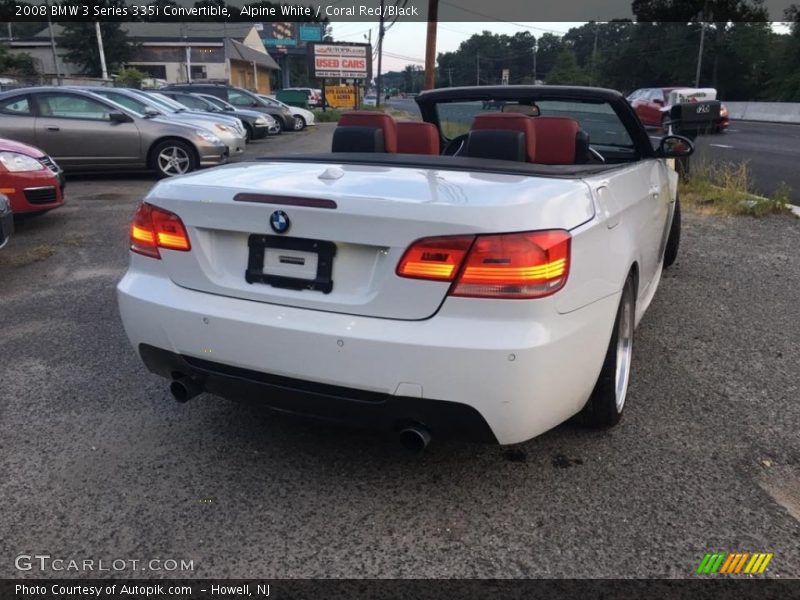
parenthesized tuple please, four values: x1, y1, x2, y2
(0, 87, 228, 178)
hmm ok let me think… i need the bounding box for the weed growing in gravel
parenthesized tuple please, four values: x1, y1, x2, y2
(680, 161, 792, 217)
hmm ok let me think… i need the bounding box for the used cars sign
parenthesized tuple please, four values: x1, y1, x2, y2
(309, 43, 371, 80)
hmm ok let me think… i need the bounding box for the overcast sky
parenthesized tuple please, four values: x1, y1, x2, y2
(331, 20, 793, 74)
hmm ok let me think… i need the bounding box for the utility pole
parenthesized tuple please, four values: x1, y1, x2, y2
(590, 23, 599, 86)
(476, 52, 480, 85)
(376, 0, 385, 107)
(423, 0, 438, 90)
(95, 22, 108, 80)
(46, 0, 61, 85)
(447, 68, 453, 87)
(695, 1, 709, 87)
(532, 43, 537, 83)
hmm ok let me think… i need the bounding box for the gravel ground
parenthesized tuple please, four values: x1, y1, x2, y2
(1, 126, 799, 579)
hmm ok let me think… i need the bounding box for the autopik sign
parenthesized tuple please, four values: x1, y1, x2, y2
(308, 43, 372, 80)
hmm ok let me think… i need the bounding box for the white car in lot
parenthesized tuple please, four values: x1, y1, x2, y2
(259, 95, 315, 130)
(117, 86, 691, 449)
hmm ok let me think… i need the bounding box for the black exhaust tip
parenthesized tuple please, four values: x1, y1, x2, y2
(399, 425, 431, 453)
(169, 375, 202, 403)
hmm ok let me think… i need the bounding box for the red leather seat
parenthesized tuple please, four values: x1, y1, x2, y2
(396, 122, 440, 155)
(337, 111, 398, 153)
(470, 113, 537, 162)
(530, 117, 580, 165)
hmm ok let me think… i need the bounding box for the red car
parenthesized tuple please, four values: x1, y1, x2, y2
(0, 138, 65, 216)
(627, 87, 729, 133)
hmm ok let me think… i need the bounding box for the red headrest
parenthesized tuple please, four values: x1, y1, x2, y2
(471, 113, 536, 162)
(396, 122, 439, 155)
(338, 111, 398, 153)
(530, 117, 580, 165)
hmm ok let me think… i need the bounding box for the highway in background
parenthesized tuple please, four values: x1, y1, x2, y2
(386, 97, 800, 206)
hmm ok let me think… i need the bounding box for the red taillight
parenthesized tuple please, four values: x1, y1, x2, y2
(130, 202, 191, 259)
(397, 230, 571, 299)
(452, 230, 570, 298)
(396, 235, 474, 281)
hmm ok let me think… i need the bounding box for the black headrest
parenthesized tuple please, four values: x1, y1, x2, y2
(575, 129, 590, 164)
(463, 129, 526, 162)
(332, 126, 385, 153)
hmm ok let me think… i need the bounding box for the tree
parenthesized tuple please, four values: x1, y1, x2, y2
(58, 1, 133, 77)
(545, 49, 590, 85)
(0, 43, 38, 77)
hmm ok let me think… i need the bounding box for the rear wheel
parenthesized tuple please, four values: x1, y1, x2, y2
(664, 197, 681, 268)
(151, 140, 197, 179)
(578, 274, 636, 428)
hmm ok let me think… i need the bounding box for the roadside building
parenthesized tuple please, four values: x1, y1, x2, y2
(4, 22, 279, 93)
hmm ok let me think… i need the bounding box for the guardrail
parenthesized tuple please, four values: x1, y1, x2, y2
(725, 102, 800, 124)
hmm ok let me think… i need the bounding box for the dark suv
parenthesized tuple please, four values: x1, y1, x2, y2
(161, 84, 298, 133)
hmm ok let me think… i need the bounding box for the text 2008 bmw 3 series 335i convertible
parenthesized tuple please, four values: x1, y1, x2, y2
(117, 86, 691, 448)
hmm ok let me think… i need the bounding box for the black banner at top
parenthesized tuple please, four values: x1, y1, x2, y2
(1, 0, 797, 22)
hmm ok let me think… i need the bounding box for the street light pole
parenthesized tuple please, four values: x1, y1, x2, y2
(532, 43, 537, 83)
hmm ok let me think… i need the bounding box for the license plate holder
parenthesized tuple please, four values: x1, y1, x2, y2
(245, 234, 336, 294)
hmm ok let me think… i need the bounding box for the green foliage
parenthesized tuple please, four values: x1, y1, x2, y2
(680, 161, 792, 216)
(59, 1, 134, 77)
(546, 50, 591, 85)
(115, 66, 145, 89)
(313, 108, 342, 122)
(0, 43, 38, 77)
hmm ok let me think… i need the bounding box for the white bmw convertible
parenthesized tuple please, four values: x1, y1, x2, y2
(117, 86, 693, 449)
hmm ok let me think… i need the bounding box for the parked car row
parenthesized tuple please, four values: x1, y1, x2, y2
(0, 84, 309, 180)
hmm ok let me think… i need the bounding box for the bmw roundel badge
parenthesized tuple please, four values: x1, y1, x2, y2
(270, 210, 290, 234)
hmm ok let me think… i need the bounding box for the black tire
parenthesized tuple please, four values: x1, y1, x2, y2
(273, 118, 284, 134)
(244, 124, 253, 142)
(577, 274, 636, 428)
(664, 197, 681, 268)
(151, 139, 197, 179)
(294, 116, 306, 131)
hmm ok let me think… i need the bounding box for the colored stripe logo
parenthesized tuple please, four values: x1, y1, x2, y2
(696, 552, 773, 574)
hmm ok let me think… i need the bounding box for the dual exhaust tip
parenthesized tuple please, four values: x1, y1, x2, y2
(168, 374, 432, 452)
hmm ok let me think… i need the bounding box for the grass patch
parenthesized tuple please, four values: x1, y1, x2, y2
(313, 108, 342, 123)
(680, 160, 793, 217)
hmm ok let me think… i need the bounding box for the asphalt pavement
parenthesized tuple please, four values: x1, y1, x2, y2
(1, 123, 799, 579)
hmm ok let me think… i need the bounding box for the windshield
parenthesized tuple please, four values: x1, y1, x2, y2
(174, 94, 213, 111)
(436, 98, 635, 149)
(136, 92, 185, 112)
(91, 91, 148, 117)
(201, 95, 234, 111)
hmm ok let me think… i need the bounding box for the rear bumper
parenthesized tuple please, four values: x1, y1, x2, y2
(139, 344, 497, 442)
(117, 268, 619, 445)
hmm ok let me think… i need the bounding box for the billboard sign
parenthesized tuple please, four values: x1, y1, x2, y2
(309, 43, 371, 80)
(298, 24, 323, 42)
(262, 22, 297, 48)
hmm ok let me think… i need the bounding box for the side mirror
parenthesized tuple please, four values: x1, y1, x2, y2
(656, 135, 694, 158)
(652, 98, 664, 106)
(109, 111, 133, 124)
(143, 106, 160, 117)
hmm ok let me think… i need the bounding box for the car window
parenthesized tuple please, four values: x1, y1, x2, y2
(201, 95, 228, 109)
(36, 93, 112, 120)
(95, 91, 148, 114)
(227, 90, 257, 107)
(649, 89, 665, 102)
(0, 95, 32, 115)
